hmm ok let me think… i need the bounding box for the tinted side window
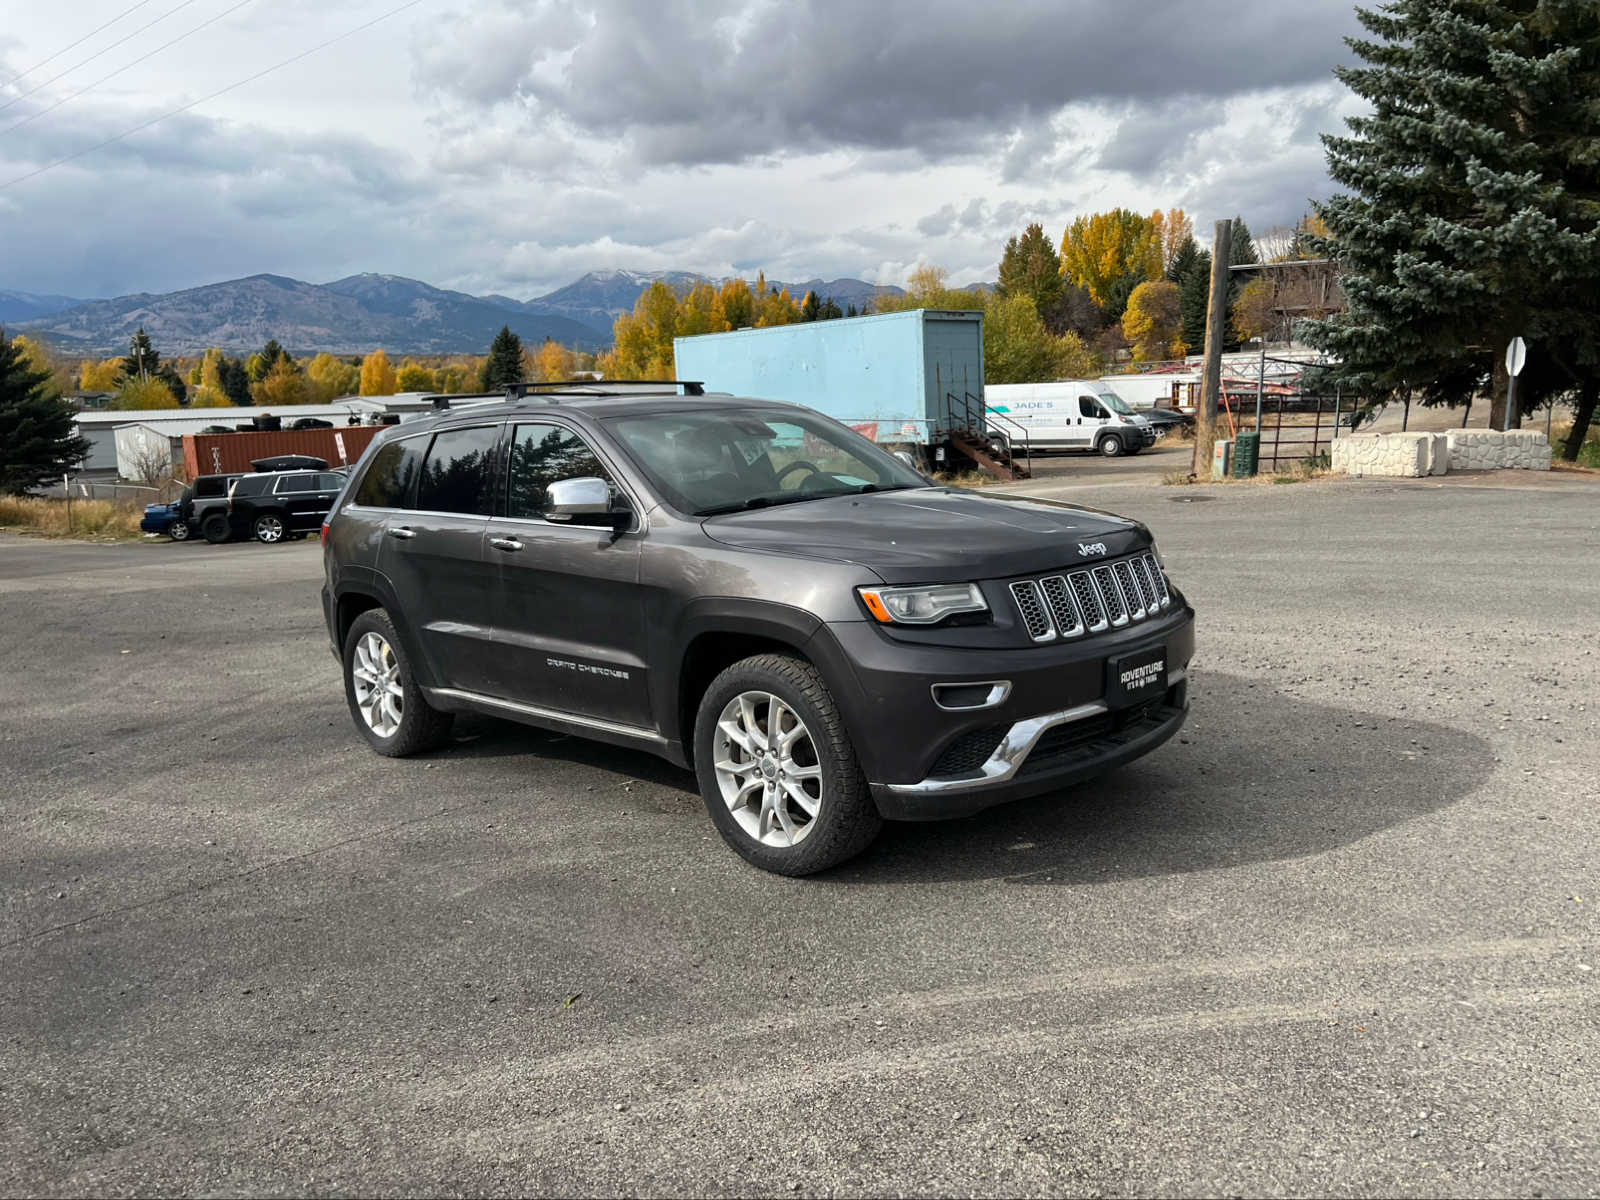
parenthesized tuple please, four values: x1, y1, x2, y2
(274, 474, 312, 494)
(319, 473, 345, 492)
(1079, 396, 1101, 418)
(353, 437, 425, 509)
(507, 424, 611, 519)
(416, 425, 499, 515)
(235, 476, 270, 496)
(195, 477, 226, 498)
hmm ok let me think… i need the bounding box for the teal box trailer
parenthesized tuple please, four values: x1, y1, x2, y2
(672, 308, 986, 451)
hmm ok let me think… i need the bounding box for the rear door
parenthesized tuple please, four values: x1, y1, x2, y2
(355, 425, 503, 695)
(272, 473, 323, 530)
(485, 420, 651, 730)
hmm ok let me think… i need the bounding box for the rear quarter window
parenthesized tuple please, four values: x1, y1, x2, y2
(352, 437, 425, 509)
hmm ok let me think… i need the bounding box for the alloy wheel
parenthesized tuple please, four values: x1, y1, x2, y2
(712, 691, 823, 847)
(351, 631, 404, 738)
(255, 515, 284, 543)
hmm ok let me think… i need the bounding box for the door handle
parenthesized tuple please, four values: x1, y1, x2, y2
(489, 536, 523, 552)
(386, 526, 416, 540)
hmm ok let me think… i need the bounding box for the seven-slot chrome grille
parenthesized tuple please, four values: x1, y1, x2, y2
(1007, 551, 1171, 643)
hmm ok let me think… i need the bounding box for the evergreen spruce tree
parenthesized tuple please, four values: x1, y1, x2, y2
(481, 326, 525, 391)
(218, 356, 253, 405)
(997, 222, 1065, 319)
(1178, 249, 1213, 356)
(122, 327, 159, 381)
(819, 297, 843, 320)
(801, 290, 822, 322)
(1306, 0, 1600, 433)
(0, 330, 90, 494)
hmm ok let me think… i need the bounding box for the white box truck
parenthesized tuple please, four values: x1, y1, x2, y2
(985, 380, 1157, 457)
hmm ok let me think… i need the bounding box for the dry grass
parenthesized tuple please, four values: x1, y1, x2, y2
(1161, 459, 1340, 488)
(0, 496, 146, 540)
(1551, 420, 1600, 468)
(934, 470, 1004, 489)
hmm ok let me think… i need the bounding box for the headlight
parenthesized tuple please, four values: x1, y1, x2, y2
(857, 582, 988, 625)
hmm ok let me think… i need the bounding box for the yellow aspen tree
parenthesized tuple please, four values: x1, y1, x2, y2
(359, 349, 397, 396)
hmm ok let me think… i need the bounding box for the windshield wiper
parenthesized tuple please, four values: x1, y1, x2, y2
(695, 489, 865, 517)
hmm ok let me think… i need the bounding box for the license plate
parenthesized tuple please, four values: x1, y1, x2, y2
(1106, 645, 1167, 709)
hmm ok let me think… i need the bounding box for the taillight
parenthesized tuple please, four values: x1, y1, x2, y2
(320, 521, 330, 547)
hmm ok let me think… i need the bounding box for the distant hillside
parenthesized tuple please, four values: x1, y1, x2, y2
(0, 290, 92, 325)
(26, 273, 609, 356)
(19, 269, 918, 356)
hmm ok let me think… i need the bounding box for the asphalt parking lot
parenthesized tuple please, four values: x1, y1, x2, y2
(3, 473, 1598, 1198)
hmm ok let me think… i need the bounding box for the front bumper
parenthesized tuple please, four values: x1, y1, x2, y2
(870, 678, 1188, 819)
(813, 604, 1194, 821)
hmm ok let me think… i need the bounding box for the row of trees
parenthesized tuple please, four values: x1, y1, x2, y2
(54, 325, 604, 410)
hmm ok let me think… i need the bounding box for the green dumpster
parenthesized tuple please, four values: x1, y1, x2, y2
(1232, 431, 1261, 478)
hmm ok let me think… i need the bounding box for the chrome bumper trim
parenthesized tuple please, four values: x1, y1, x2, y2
(884, 666, 1186, 796)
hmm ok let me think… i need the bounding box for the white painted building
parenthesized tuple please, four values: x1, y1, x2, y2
(73, 395, 439, 477)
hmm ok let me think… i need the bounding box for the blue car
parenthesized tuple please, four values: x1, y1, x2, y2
(140, 501, 191, 541)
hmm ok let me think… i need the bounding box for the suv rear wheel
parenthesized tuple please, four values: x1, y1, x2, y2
(343, 608, 453, 757)
(694, 653, 881, 876)
(253, 513, 287, 543)
(201, 513, 230, 544)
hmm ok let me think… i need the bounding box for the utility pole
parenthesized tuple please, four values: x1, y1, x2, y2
(1192, 219, 1232, 477)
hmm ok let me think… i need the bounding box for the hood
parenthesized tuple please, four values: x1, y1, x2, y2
(701, 487, 1146, 584)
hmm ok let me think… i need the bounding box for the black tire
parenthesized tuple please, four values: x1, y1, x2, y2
(253, 512, 288, 544)
(1099, 433, 1125, 458)
(693, 652, 882, 876)
(168, 521, 191, 541)
(201, 513, 230, 544)
(342, 608, 453, 757)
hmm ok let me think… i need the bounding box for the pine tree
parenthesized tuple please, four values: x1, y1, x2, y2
(820, 297, 843, 320)
(481, 326, 525, 391)
(801, 290, 822, 322)
(1178, 249, 1212, 355)
(1306, 0, 1600, 432)
(122, 328, 159, 381)
(997, 222, 1065, 319)
(219, 357, 253, 405)
(0, 330, 90, 494)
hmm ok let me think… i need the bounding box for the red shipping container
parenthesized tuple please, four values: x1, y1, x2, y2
(184, 425, 386, 478)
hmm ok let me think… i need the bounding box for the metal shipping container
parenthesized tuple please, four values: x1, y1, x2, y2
(183, 426, 385, 478)
(673, 309, 985, 446)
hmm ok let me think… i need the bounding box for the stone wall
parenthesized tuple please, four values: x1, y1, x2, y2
(1332, 429, 1551, 477)
(1446, 429, 1552, 471)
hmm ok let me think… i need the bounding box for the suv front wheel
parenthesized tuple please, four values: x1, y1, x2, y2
(343, 608, 454, 757)
(694, 653, 882, 876)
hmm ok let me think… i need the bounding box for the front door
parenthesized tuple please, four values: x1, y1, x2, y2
(486, 421, 651, 731)
(1070, 392, 1109, 450)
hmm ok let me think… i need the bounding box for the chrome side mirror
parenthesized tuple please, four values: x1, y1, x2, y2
(544, 476, 613, 520)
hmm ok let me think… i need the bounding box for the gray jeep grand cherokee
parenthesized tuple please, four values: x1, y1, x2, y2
(321, 384, 1194, 875)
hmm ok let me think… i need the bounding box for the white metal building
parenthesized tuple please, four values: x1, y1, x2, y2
(74, 395, 439, 478)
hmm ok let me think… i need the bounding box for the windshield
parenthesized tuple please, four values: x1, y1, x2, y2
(605, 408, 929, 516)
(1097, 391, 1133, 415)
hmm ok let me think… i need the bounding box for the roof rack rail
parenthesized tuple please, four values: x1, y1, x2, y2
(428, 380, 708, 410)
(504, 379, 706, 400)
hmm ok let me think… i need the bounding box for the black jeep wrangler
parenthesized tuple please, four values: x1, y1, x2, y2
(321, 385, 1193, 875)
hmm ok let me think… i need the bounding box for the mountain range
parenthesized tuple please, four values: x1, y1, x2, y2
(9, 269, 907, 357)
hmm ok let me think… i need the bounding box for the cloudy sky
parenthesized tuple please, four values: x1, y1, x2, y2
(0, 0, 1366, 301)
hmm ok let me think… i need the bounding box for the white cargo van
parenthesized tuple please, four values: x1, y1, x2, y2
(986, 381, 1156, 457)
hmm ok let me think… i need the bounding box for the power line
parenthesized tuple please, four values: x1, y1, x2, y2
(2, 0, 257, 136)
(0, 0, 430, 192)
(1, 1, 162, 88)
(0, 0, 205, 116)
